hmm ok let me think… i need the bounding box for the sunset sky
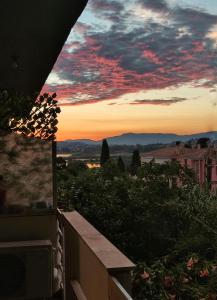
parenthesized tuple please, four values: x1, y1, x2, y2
(43, 0, 217, 141)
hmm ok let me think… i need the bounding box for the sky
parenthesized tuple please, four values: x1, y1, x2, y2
(43, 0, 217, 141)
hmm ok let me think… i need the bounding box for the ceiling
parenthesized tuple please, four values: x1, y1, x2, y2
(0, 0, 88, 95)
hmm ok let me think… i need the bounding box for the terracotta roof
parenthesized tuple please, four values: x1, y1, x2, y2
(142, 147, 217, 160)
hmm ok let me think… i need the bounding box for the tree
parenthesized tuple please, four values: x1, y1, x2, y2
(130, 149, 141, 175)
(57, 159, 217, 299)
(100, 139, 110, 166)
(175, 141, 181, 146)
(102, 160, 120, 179)
(197, 137, 210, 148)
(67, 160, 88, 176)
(56, 157, 67, 170)
(117, 156, 125, 172)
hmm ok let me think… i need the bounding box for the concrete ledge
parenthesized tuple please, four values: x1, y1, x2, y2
(61, 211, 135, 272)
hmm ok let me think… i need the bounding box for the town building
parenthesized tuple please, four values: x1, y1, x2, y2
(141, 145, 217, 189)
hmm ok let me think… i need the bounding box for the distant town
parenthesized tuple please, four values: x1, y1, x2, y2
(57, 131, 217, 189)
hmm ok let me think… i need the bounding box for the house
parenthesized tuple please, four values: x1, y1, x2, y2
(141, 145, 217, 189)
(0, 1, 135, 299)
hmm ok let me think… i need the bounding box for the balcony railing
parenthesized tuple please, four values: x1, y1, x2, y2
(57, 210, 135, 300)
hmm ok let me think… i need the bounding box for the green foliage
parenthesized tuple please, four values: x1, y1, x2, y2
(117, 156, 125, 172)
(100, 139, 110, 166)
(57, 160, 217, 299)
(101, 159, 122, 179)
(67, 160, 88, 176)
(197, 138, 210, 148)
(130, 149, 141, 175)
(56, 157, 67, 170)
(133, 257, 217, 300)
(139, 160, 196, 187)
(57, 161, 194, 261)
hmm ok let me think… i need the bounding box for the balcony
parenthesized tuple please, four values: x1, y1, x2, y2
(58, 210, 135, 300)
(0, 210, 135, 300)
(0, 134, 134, 299)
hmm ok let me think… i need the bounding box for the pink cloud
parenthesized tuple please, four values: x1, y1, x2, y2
(43, 16, 217, 106)
(143, 50, 162, 64)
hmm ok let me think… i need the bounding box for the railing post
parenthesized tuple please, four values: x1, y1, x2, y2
(114, 272, 133, 296)
(61, 215, 80, 300)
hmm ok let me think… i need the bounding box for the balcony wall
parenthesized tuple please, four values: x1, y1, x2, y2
(58, 210, 135, 300)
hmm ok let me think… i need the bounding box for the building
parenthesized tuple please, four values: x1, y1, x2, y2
(141, 145, 217, 189)
(0, 2, 135, 300)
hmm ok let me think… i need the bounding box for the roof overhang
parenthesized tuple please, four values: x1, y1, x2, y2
(0, 0, 88, 95)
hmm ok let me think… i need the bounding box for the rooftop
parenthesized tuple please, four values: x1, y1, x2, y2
(142, 146, 217, 160)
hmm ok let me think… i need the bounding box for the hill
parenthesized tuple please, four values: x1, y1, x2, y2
(57, 131, 217, 148)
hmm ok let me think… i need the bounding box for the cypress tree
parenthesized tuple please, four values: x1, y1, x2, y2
(130, 149, 141, 175)
(100, 139, 110, 166)
(117, 156, 125, 172)
(56, 156, 66, 170)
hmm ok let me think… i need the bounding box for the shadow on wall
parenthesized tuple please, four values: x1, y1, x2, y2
(0, 133, 55, 215)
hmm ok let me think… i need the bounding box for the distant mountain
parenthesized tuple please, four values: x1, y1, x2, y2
(63, 139, 99, 145)
(106, 132, 217, 145)
(57, 131, 217, 148)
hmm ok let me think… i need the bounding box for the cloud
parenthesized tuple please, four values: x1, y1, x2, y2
(107, 102, 117, 105)
(60, 99, 101, 106)
(138, 0, 169, 12)
(174, 7, 217, 36)
(90, 0, 124, 12)
(73, 22, 92, 34)
(89, 0, 125, 22)
(130, 97, 187, 105)
(43, 0, 217, 106)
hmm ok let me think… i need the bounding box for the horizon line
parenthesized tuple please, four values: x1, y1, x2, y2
(56, 130, 217, 142)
